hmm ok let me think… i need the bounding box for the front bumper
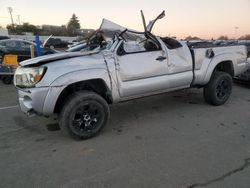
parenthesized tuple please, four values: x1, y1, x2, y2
(17, 87, 49, 116)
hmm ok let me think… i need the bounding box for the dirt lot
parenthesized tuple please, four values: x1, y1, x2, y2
(0, 82, 249, 188)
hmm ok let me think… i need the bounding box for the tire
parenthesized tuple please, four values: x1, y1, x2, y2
(204, 71, 232, 106)
(2, 76, 12, 85)
(59, 91, 110, 140)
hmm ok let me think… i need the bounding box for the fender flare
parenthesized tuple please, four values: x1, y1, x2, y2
(42, 68, 112, 116)
(203, 53, 235, 84)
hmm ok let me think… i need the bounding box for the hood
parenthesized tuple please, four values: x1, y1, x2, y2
(20, 51, 100, 67)
(33, 52, 107, 87)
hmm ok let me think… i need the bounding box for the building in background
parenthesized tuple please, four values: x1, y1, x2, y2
(41, 25, 68, 36)
(76, 29, 95, 37)
(0, 28, 9, 37)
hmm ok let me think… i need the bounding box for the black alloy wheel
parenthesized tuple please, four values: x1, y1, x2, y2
(215, 78, 231, 100)
(59, 91, 110, 140)
(204, 71, 232, 106)
(70, 101, 104, 136)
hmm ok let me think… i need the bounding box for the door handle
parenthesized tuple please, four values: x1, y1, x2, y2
(156, 56, 166, 61)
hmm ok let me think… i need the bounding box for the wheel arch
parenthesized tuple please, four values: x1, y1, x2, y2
(203, 54, 235, 84)
(213, 61, 234, 76)
(53, 78, 112, 114)
(42, 69, 113, 116)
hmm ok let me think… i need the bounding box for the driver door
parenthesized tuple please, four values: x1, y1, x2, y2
(115, 40, 170, 98)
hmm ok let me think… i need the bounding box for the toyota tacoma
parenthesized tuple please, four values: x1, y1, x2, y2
(14, 11, 248, 140)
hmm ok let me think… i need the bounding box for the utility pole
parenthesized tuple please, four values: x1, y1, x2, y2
(234, 26, 239, 40)
(7, 7, 14, 29)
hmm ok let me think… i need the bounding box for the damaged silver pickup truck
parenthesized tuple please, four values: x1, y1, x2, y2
(14, 11, 248, 140)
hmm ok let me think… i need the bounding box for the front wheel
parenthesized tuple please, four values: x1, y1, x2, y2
(59, 91, 110, 140)
(204, 71, 232, 106)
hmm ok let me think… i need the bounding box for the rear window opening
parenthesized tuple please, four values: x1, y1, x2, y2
(161, 37, 182, 49)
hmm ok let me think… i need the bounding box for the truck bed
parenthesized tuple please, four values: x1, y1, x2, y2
(187, 41, 242, 49)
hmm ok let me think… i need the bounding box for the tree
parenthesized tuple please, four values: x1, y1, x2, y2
(6, 24, 15, 33)
(6, 22, 38, 35)
(217, 35, 228, 40)
(238, 34, 250, 40)
(40, 25, 68, 36)
(185, 36, 201, 41)
(20, 23, 38, 34)
(67, 14, 81, 36)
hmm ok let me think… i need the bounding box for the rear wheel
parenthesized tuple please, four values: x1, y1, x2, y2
(204, 71, 232, 106)
(59, 91, 110, 140)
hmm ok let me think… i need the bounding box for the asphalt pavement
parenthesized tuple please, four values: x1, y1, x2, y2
(0, 82, 249, 188)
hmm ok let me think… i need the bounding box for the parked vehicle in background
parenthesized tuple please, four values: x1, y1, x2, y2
(0, 36, 10, 40)
(43, 37, 69, 49)
(0, 39, 57, 62)
(66, 41, 87, 52)
(0, 39, 57, 84)
(14, 11, 248, 140)
(67, 39, 83, 48)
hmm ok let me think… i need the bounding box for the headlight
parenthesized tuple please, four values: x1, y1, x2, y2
(14, 67, 46, 88)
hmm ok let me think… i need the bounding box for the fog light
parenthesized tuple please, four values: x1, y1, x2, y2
(23, 95, 32, 109)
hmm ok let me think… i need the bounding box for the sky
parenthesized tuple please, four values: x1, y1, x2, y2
(0, 0, 249, 39)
